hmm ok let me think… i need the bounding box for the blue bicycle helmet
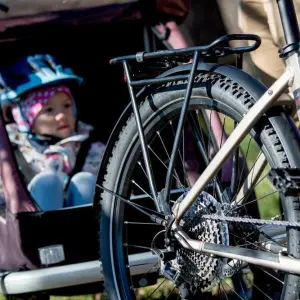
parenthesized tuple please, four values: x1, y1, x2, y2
(0, 54, 83, 105)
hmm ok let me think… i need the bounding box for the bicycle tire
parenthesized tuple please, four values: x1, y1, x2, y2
(97, 71, 300, 299)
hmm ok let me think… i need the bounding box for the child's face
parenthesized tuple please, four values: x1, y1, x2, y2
(32, 92, 76, 139)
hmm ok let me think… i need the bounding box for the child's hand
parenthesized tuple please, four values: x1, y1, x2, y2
(44, 153, 63, 172)
(44, 152, 70, 186)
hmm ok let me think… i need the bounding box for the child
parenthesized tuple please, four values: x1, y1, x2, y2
(2, 54, 105, 211)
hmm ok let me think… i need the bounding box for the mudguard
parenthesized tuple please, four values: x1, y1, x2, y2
(96, 62, 300, 189)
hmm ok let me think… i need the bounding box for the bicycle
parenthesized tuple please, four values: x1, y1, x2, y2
(96, 0, 300, 298)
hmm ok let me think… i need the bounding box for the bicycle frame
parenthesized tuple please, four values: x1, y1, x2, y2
(110, 0, 300, 276)
(174, 0, 300, 273)
(175, 68, 293, 220)
(175, 0, 300, 274)
(177, 0, 300, 221)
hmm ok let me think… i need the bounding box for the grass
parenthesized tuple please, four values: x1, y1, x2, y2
(0, 282, 176, 300)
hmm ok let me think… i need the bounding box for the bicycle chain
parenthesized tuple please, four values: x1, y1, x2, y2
(201, 214, 300, 227)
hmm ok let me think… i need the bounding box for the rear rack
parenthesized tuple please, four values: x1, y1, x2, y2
(109, 34, 261, 65)
(108, 34, 261, 210)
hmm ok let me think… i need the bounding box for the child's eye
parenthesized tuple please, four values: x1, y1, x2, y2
(64, 103, 71, 109)
(44, 107, 53, 113)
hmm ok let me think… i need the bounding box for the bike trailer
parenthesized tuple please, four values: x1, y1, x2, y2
(0, 0, 191, 297)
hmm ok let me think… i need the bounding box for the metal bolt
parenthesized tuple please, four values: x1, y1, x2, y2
(138, 278, 147, 287)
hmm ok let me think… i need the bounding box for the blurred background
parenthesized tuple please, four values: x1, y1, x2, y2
(0, 0, 241, 144)
(0, 1, 254, 299)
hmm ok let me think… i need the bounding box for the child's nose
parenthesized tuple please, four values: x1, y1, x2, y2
(55, 112, 66, 122)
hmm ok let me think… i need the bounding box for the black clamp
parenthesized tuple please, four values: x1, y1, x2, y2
(136, 52, 146, 63)
(279, 42, 300, 58)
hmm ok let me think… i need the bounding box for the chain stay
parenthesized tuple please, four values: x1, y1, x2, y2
(202, 214, 300, 227)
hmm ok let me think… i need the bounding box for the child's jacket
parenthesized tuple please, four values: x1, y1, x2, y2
(6, 121, 106, 187)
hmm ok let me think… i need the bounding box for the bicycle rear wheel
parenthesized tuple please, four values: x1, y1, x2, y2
(97, 72, 300, 299)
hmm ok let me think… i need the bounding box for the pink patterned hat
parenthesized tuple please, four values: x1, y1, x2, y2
(11, 85, 73, 132)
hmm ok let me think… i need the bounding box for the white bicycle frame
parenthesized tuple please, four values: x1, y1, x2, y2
(173, 53, 300, 274)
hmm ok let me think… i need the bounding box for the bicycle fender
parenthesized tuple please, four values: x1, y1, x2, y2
(96, 62, 300, 188)
(158, 62, 300, 167)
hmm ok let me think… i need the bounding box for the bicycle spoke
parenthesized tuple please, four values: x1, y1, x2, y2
(124, 221, 163, 226)
(233, 151, 268, 207)
(218, 276, 246, 300)
(165, 286, 177, 299)
(96, 184, 166, 220)
(187, 111, 224, 199)
(235, 275, 247, 300)
(229, 232, 271, 252)
(131, 179, 154, 201)
(219, 281, 229, 300)
(230, 121, 240, 196)
(206, 110, 214, 161)
(148, 144, 183, 187)
(137, 160, 149, 179)
(232, 191, 278, 212)
(156, 130, 184, 188)
(252, 282, 273, 300)
(230, 173, 269, 208)
(169, 120, 191, 187)
(235, 136, 253, 199)
(254, 265, 284, 285)
(147, 278, 168, 298)
(195, 109, 209, 155)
